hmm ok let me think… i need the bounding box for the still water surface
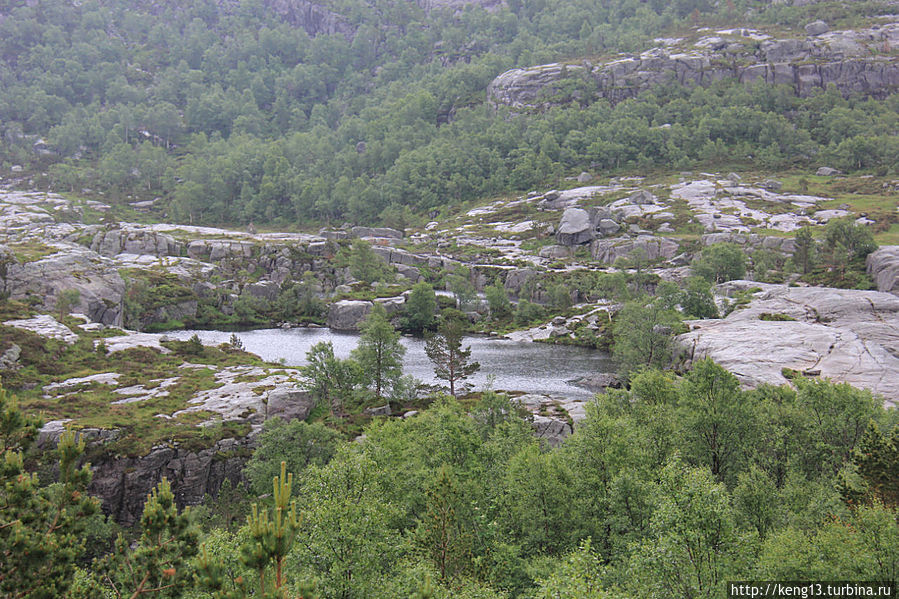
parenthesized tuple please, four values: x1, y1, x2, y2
(167, 328, 612, 400)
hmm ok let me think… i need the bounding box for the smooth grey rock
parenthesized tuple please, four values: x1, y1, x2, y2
(532, 415, 572, 448)
(867, 246, 899, 296)
(763, 179, 783, 191)
(488, 28, 899, 111)
(816, 166, 842, 176)
(590, 236, 679, 264)
(597, 218, 621, 237)
(0, 343, 21, 371)
(327, 300, 372, 331)
(570, 373, 622, 391)
(556, 207, 595, 246)
(242, 280, 280, 302)
(3, 315, 79, 344)
(91, 228, 180, 257)
(374, 295, 406, 315)
(629, 190, 655, 205)
(678, 282, 899, 404)
(805, 20, 830, 36)
(504, 268, 537, 295)
(266, 388, 315, 422)
(577, 172, 593, 183)
(1, 245, 125, 325)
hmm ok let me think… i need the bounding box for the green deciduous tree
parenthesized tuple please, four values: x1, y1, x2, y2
(692, 243, 747, 284)
(243, 419, 340, 497)
(300, 341, 360, 417)
(484, 282, 511, 320)
(351, 303, 405, 401)
(677, 358, 754, 482)
(348, 239, 392, 285)
(403, 281, 437, 334)
(611, 299, 680, 379)
(626, 461, 748, 599)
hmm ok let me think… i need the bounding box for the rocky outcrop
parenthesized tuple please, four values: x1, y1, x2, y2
(678, 281, 899, 403)
(488, 24, 899, 109)
(327, 299, 373, 330)
(89, 436, 254, 525)
(867, 246, 899, 296)
(1, 245, 126, 326)
(591, 235, 679, 264)
(90, 228, 181, 258)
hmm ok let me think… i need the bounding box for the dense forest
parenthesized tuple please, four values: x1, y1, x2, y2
(4, 359, 899, 598)
(1, 0, 897, 226)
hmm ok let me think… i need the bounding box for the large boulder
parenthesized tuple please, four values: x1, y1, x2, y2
(805, 20, 830, 36)
(678, 282, 899, 404)
(867, 246, 899, 296)
(266, 388, 315, 421)
(556, 208, 595, 246)
(327, 300, 372, 331)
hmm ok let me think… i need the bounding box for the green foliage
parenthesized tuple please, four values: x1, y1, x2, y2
(299, 341, 360, 416)
(513, 299, 545, 327)
(55, 289, 81, 319)
(425, 317, 480, 397)
(403, 281, 438, 334)
(94, 478, 199, 598)
(692, 243, 747, 284)
(794, 226, 816, 274)
(485, 282, 512, 320)
(533, 539, 607, 599)
(351, 303, 406, 400)
(1, 383, 101, 599)
(243, 419, 340, 497)
(294, 448, 402, 599)
(348, 239, 393, 285)
(677, 359, 754, 482)
(611, 298, 681, 379)
(198, 462, 314, 598)
(626, 461, 749, 599)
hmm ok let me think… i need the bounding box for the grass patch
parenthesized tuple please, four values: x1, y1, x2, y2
(8, 241, 59, 263)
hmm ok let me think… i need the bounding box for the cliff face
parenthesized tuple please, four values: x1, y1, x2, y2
(488, 24, 899, 109)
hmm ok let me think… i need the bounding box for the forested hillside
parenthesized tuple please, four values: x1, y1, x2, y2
(1, 0, 897, 226)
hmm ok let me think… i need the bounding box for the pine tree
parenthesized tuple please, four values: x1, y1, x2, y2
(197, 461, 315, 599)
(96, 478, 199, 598)
(425, 318, 479, 397)
(0, 382, 101, 599)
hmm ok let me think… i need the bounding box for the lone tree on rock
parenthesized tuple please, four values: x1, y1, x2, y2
(425, 317, 479, 397)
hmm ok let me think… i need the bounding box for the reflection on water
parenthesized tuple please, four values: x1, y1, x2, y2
(167, 328, 613, 400)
